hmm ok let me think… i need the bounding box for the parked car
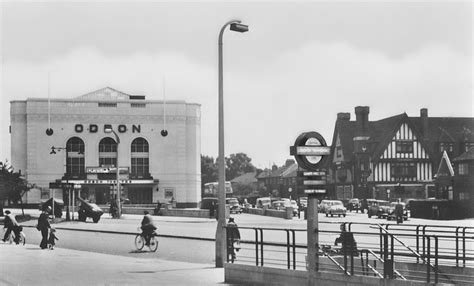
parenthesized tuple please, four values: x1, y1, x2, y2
(347, 198, 361, 212)
(325, 200, 347, 217)
(77, 197, 104, 223)
(40, 198, 65, 218)
(361, 199, 376, 213)
(367, 200, 390, 218)
(319, 200, 332, 213)
(386, 202, 409, 221)
(226, 197, 242, 214)
(271, 200, 288, 210)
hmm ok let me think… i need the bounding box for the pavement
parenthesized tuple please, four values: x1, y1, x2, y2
(0, 209, 231, 286)
(0, 243, 225, 286)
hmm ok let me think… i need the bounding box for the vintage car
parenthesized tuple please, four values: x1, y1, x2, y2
(318, 200, 332, 213)
(226, 198, 242, 214)
(386, 202, 409, 221)
(77, 197, 104, 223)
(325, 200, 347, 217)
(40, 198, 65, 218)
(347, 198, 361, 212)
(367, 200, 390, 218)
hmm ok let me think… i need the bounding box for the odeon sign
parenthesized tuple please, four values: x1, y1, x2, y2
(74, 124, 141, 133)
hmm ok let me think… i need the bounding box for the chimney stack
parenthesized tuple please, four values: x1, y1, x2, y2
(337, 112, 351, 121)
(355, 106, 370, 135)
(421, 108, 428, 138)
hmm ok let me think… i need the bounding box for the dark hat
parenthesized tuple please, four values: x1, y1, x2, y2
(228, 217, 235, 223)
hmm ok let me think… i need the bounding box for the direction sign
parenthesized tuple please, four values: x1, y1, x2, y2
(304, 189, 327, 194)
(290, 131, 329, 171)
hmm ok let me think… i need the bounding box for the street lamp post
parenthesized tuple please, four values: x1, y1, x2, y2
(216, 20, 248, 268)
(104, 125, 121, 218)
(50, 146, 69, 221)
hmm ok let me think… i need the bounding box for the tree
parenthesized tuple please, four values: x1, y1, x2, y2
(201, 153, 256, 190)
(0, 160, 31, 216)
(225, 153, 256, 181)
(201, 155, 218, 188)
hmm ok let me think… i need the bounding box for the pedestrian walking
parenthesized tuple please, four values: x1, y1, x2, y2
(226, 217, 241, 262)
(154, 200, 162, 215)
(395, 199, 404, 224)
(209, 201, 216, 218)
(37, 206, 51, 249)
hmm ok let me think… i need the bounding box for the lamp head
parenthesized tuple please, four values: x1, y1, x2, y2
(104, 124, 113, 133)
(230, 22, 249, 33)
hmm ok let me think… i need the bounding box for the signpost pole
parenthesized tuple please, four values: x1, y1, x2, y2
(72, 188, 75, 220)
(307, 193, 319, 284)
(289, 131, 329, 286)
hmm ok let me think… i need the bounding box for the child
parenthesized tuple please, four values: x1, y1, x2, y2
(47, 228, 59, 250)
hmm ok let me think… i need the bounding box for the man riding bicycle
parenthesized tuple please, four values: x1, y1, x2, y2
(141, 211, 157, 246)
(2, 210, 21, 244)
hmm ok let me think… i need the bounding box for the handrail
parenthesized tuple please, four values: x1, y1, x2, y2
(318, 245, 350, 275)
(370, 224, 426, 261)
(366, 264, 383, 278)
(372, 224, 456, 284)
(362, 248, 407, 280)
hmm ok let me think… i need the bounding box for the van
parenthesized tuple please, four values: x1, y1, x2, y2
(256, 197, 271, 208)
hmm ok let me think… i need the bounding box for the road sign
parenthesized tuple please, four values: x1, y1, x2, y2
(304, 189, 327, 194)
(290, 131, 329, 171)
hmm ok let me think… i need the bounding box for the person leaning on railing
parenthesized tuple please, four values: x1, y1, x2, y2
(335, 223, 359, 256)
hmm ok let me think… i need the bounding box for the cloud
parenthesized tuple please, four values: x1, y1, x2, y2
(1, 42, 471, 168)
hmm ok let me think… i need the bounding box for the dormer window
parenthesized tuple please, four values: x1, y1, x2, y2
(439, 142, 453, 153)
(463, 142, 474, 153)
(396, 141, 413, 153)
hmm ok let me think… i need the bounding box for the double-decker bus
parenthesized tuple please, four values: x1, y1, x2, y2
(203, 181, 233, 197)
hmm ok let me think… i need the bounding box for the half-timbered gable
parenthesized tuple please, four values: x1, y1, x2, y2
(374, 120, 433, 184)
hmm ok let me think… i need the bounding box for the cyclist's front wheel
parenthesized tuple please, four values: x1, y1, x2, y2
(135, 234, 145, 250)
(18, 233, 26, 245)
(148, 236, 158, 252)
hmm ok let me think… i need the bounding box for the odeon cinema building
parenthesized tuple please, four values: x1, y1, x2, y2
(10, 87, 201, 207)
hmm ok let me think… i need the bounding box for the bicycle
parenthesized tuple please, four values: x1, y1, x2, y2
(2, 226, 26, 245)
(135, 227, 158, 252)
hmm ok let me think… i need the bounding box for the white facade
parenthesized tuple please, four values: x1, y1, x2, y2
(10, 87, 201, 207)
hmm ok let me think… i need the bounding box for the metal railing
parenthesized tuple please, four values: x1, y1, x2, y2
(225, 222, 474, 284)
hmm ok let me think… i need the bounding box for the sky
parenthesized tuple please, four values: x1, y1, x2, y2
(1, 0, 472, 169)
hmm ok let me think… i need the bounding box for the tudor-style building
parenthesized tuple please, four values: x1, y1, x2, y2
(328, 106, 474, 201)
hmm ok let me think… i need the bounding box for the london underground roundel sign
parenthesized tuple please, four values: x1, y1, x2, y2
(289, 131, 330, 171)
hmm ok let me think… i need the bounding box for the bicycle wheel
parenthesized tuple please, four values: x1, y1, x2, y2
(135, 234, 145, 250)
(19, 233, 26, 245)
(148, 236, 158, 252)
